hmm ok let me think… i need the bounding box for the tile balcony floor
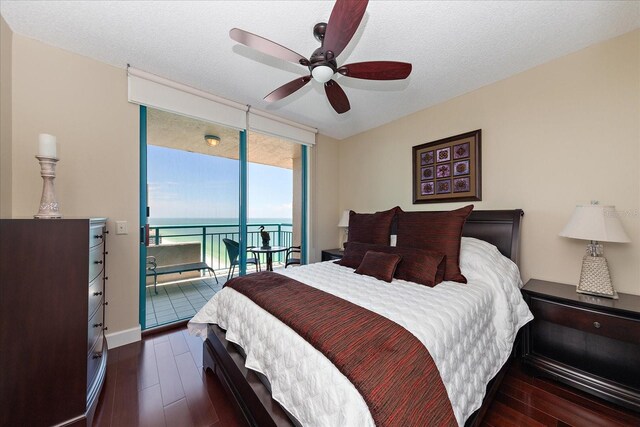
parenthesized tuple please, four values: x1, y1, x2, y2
(145, 276, 225, 328)
(145, 263, 287, 328)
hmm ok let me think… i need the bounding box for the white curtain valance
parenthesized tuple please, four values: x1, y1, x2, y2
(127, 67, 248, 130)
(248, 109, 317, 146)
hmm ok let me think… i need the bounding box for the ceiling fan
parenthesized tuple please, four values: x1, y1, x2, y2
(229, 0, 412, 114)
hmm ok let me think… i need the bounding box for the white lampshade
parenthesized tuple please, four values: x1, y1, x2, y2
(559, 205, 630, 243)
(338, 210, 350, 228)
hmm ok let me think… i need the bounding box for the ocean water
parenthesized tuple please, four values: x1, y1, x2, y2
(149, 217, 292, 226)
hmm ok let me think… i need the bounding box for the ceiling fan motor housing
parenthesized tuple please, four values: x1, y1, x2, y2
(310, 22, 337, 75)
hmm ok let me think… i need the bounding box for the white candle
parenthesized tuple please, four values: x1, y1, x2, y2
(38, 133, 57, 158)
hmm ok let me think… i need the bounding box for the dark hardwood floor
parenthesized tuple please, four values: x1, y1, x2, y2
(94, 327, 243, 427)
(481, 360, 640, 427)
(95, 327, 640, 427)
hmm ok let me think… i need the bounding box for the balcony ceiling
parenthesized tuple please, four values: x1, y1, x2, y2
(1, 1, 638, 140)
(148, 108, 300, 170)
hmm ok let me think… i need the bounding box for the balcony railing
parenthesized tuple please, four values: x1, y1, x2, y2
(148, 223, 294, 272)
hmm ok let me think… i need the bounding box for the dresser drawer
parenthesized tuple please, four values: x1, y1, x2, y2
(88, 275, 104, 319)
(530, 297, 640, 344)
(88, 304, 104, 353)
(89, 244, 104, 282)
(89, 224, 106, 249)
(87, 333, 105, 390)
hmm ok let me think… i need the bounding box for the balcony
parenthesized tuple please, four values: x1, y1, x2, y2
(144, 222, 295, 328)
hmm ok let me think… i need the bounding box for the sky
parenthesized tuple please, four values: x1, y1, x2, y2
(147, 145, 293, 220)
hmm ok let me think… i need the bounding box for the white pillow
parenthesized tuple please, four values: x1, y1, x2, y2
(460, 237, 524, 289)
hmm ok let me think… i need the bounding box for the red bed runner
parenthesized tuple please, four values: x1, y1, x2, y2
(225, 271, 456, 426)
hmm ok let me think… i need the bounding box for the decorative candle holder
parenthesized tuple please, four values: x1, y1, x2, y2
(34, 155, 62, 219)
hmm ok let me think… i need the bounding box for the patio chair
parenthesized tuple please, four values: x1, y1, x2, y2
(285, 245, 301, 268)
(146, 256, 158, 294)
(222, 238, 261, 281)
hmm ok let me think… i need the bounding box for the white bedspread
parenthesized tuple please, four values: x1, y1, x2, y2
(188, 237, 533, 426)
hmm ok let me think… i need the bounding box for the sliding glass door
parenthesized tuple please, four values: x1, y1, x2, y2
(140, 107, 240, 329)
(139, 107, 308, 329)
(245, 132, 304, 272)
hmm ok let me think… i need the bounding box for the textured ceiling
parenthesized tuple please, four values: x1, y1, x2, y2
(1, 1, 638, 139)
(148, 108, 300, 170)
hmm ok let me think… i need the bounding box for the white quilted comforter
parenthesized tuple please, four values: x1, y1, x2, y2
(188, 237, 533, 426)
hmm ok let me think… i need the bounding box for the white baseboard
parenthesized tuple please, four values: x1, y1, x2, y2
(105, 325, 142, 349)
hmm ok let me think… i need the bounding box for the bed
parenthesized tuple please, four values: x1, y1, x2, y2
(188, 209, 531, 427)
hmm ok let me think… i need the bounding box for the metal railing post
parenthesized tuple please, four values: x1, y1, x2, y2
(201, 226, 206, 265)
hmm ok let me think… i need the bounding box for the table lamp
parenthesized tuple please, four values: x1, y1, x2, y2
(338, 210, 350, 248)
(559, 202, 630, 299)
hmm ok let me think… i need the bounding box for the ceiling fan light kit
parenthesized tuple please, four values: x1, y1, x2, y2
(311, 65, 335, 84)
(229, 0, 412, 114)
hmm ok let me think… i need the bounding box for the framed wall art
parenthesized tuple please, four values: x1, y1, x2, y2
(412, 129, 481, 204)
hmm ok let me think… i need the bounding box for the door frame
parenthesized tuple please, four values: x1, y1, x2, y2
(138, 108, 309, 330)
(138, 106, 148, 329)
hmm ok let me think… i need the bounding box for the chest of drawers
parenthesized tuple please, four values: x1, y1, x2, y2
(0, 218, 108, 426)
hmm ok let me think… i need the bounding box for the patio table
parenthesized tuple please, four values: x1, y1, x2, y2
(250, 246, 288, 271)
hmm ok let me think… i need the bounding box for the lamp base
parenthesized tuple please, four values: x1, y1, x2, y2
(576, 288, 619, 300)
(577, 255, 617, 299)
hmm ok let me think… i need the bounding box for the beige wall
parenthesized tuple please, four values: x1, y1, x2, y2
(0, 17, 12, 218)
(310, 134, 340, 262)
(6, 31, 342, 342)
(339, 30, 640, 295)
(11, 34, 140, 335)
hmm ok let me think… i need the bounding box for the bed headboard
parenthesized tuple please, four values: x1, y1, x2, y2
(463, 209, 524, 265)
(390, 209, 524, 265)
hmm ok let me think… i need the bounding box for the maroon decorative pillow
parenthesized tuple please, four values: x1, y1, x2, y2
(354, 251, 402, 283)
(394, 249, 446, 287)
(338, 241, 378, 269)
(395, 205, 473, 283)
(339, 242, 447, 287)
(347, 207, 398, 245)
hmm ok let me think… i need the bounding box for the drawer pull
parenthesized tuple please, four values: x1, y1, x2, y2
(94, 260, 103, 265)
(593, 321, 601, 329)
(94, 234, 103, 239)
(93, 291, 103, 296)
(92, 353, 102, 359)
(93, 323, 103, 328)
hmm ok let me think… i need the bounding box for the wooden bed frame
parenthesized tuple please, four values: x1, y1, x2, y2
(203, 209, 525, 427)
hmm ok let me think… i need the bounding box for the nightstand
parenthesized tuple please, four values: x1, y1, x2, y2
(521, 279, 640, 411)
(321, 248, 343, 261)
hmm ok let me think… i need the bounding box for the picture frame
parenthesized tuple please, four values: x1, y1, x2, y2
(412, 129, 481, 204)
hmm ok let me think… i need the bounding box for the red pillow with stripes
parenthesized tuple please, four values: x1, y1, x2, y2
(347, 207, 398, 245)
(395, 205, 473, 284)
(338, 242, 447, 287)
(354, 251, 402, 283)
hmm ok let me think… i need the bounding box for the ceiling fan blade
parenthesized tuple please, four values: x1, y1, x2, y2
(323, 0, 369, 58)
(338, 61, 412, 80)
(324, 79, 351, 114)
(230, 28, 309, 66)
(264, 76, 312, 102)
